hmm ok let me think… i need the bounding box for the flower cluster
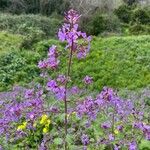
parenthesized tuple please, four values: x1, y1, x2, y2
(40, 114, 51, 134)
(58, 9, 91, 59)
(76, 87, 150, 149)
(17, 121, 27, 131)
(38, 45, 59, 70)
(46, 79, 65, 100)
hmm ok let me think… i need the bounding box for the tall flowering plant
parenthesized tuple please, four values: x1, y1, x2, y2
(0, 9, 150, 150)
(38, 9, 91, 149)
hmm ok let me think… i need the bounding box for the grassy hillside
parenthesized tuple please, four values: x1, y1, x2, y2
(0, 32, 150, 91)
(0, 31, 23, 55)
(36, 35, 150, 91)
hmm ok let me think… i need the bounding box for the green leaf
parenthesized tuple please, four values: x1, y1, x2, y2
(54, 138, 63, 145)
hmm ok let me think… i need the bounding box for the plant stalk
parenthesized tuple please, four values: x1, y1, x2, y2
(64, 38, 74, 150)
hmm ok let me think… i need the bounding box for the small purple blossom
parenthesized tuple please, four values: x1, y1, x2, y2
(81, 134, 89, 146)
(129, 141, 137, 150)
(38, 45, 59, 70)
(70, 86, 79, 95)
(25, 89, 34, 99)
(57, 74, 66, 84)
(83, 76, 93, 85)
(108, 134, 114, 141)
(101, 122, 111, 129)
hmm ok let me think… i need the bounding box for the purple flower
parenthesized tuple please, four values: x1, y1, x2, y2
(108, 134, 114, 141)
(117, 125, 123, 132)
(76, 96, 97, 120)
(83, 76, 93, 85)
(58, 9, 91, 59)
(129, 141, 137, 150)
(114, 145, 120, 150)
(38, 45, 59, 70)
(25, 89, 34, 99)
(38, 60, 47, 69)
(57, 74, 66, 84)
(143, 124, 150, 140)
(101, 122, 111, 129)
(65, 9, 81, 24)
(55, 86, 65, 100)
(47, 80, 58, 92)
(81, 134, 89, 146)
(70, 86, 79, 95)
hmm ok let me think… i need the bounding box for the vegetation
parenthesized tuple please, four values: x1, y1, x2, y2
(0, 31, 150, 91)
(0, 10, 150, 150)
(0, 0, 69, 15)
(0, 13, 62, 37)
(0, 1, 150, 149)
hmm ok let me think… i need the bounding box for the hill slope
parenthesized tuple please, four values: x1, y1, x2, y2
(0, 32, 150, 91)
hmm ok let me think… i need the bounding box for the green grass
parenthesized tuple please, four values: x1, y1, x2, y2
(35, 35, 150, 91)
(0, 31, 23, 55)
(0, 32, 150, 91)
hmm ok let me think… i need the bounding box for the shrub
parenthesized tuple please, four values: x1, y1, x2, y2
(132, 8, 150, 25)
(20, 28, 45, 49)
(123, 0, 139, 6)
(0, 0, 70, 15)
(114, 4, 132, 23)
(0, 13, 62, 37)
(80, 13, 121, 36)
(129, 23, 150, 35)
(0, 50, 41, 91)
(0, 31, 23, 53)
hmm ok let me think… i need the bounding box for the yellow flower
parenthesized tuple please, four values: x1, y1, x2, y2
(23, 122, 27, 127)
(114, 129, 119, 135)
(43, 127, 48, 134)
(40, 114, 48, 125)
(45, 119, 51, 127)
(17, 121, 27, 131)
(72, 111, 76, 115)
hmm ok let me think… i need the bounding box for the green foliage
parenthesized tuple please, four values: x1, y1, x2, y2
(139, 140, 150, 150)
(80, 13, 121, 36)
(0, 0, 70, 15)
(0, 13, 62, 37)
(129, 23, 150, 35)
(35, 35, 150, 91)
(0, 50, 41, 91)
(0, 33, 150, 91)
(114, 4, 132, 23)
(0, 31, 23, 54)
(123, 0, 139, 6)
(132, 8, 150, 25)
(20, 28, 45, 49)
(114, 4, 150, 35)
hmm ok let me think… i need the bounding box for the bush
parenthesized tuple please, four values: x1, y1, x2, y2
(0, 0, 70, 15)
(129, 23, 150, 35)
(20, 28, 45, 49)
(123, 0, 139, 6)
(132, 8, 150, 25)
(0, 50, 41, 91)
(80, 13, 121, 36)
(0, 31, 23, 53)
(0, 13, 62, 37)
(114, 4, 132, 23)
